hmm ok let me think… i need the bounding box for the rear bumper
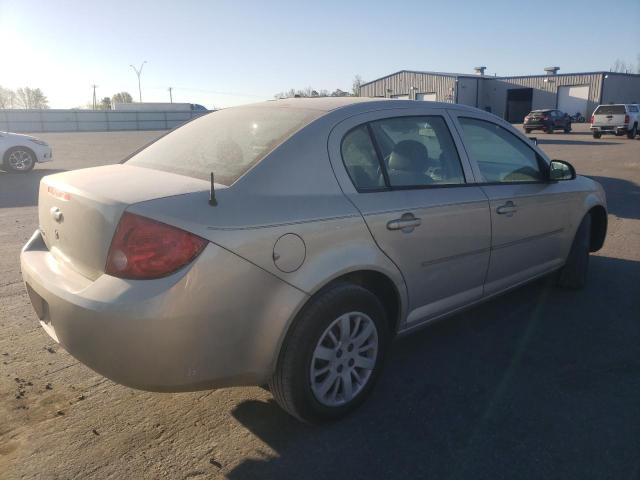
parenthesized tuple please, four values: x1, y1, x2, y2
(591, 125, 628, 133)
(20, 230, 307, 392)
(524, 122, 550, 130)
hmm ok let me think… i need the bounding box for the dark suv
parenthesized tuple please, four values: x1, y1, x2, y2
(524, 109, 572, 134)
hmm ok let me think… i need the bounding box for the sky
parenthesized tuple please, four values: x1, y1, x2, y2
(1, 0, 639, 109)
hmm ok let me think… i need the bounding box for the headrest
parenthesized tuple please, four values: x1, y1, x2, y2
(388, 140, 428, 172)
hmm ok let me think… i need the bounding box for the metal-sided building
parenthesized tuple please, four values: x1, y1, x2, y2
(358, 67, 640, 122)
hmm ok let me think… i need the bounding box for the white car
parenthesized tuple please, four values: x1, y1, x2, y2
(1, 131, 53, 173)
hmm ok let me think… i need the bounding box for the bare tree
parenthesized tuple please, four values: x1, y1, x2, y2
(98, 97, 112, 110)
(352, 75, 363, 96)
(0, 86, 17, 108)
(15, 87, 49, 109)
(111, 91, 133, 104)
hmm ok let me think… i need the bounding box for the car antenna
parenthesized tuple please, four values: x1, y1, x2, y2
(209, 172, 218, 206)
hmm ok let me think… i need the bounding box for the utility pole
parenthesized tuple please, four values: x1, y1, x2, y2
(91, 84, 98, 109)
(129, 61, 147, 102)
(168, 87, 173, 103)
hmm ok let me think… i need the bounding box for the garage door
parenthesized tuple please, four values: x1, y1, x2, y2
(416, 93, 437, 101)
(557, 85, 589, 116)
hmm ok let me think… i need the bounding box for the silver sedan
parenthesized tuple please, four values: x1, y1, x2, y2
(21, 98, 607, 423)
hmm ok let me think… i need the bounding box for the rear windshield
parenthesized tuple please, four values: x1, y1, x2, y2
(127, 106, 321, 185)
(594, 105, 626, 115)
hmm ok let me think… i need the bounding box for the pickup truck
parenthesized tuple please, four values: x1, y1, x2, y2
(590, 104, 639, 139)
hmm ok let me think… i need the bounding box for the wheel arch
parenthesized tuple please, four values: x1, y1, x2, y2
(588, 205, 607, 252)
(3, 145, 36, 162)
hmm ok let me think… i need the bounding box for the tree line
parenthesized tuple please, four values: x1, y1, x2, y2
(0, 86, 49, 109)
(274, 75, 364, 99)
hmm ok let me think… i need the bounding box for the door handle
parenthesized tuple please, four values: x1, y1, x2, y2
(387, 213, 422, 232)
(496, 201, 517, 216)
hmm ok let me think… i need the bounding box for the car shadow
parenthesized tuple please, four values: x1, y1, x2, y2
(537, 139, 622, 146)
(587, 176, 640, 220)
(0, 168, 66, 208)
(226, 255, 640, 480)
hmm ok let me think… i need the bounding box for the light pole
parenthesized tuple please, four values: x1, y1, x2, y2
(130, 61, 147, 102)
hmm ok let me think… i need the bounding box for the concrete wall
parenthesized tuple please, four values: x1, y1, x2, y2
(601, 73, 640, 105)
(0, 109, 208, 133)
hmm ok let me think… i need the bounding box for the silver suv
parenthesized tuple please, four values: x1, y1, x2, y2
(21, 98, 607, 423)
(590, 104, 639, 139)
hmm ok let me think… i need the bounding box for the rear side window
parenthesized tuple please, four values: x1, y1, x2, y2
(370, 116, 465, 187)
(628, 105, 638, 113)
(594, 105, 626, 115)
(127, 106, 321, 185)
(341, 126, 382, 190)
(458, 117, 544, 183)
(341, 116, 465, 191)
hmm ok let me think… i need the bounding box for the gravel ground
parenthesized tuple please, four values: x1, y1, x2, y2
(1, 126, 639, 480)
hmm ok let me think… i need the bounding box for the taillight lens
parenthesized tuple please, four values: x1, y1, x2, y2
(590, 115, 594, 124)
(542, 115, 549, 121)
(105, 212, 207, 279)
(624, 114, 630, 124)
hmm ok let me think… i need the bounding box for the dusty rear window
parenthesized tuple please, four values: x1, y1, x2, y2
(594, 105, 626, 115)
(127, 106, 321, 185)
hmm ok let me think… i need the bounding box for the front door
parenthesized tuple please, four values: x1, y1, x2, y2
(452, 114, 573, 294)
(329, 109, 491, 324)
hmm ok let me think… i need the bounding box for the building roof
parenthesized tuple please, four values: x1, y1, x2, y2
(360, 69, 640, 87)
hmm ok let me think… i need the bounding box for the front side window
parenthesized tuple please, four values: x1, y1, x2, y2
(458, 117, 544, 183)
(369, 116, 465, 187)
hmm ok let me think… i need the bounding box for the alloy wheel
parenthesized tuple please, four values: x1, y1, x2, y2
(310, 311, 378, 407)
(8, 150, 34, 171)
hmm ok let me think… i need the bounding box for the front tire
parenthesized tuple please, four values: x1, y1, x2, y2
(3, 147, 36, 173)
(557, 214, 591, 289)
(269, 283, 389, 424)
(524, 128, 532, 134)
(626, 124, 637, 139)
(593, 132, 601, 139)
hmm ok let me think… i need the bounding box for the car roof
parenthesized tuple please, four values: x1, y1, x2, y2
(243, 97, 483, 115)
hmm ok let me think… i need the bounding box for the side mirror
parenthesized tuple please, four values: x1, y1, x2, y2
(549, 159, 576, 181)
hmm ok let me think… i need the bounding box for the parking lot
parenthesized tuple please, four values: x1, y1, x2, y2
(1, 125, 639, 479)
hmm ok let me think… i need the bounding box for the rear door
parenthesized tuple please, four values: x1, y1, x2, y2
(593, 105, 627, 126)
(450, 112, 574, 295)
(328, 107, 491, 325)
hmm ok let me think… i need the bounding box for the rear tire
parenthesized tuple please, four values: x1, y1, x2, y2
(269, 283, 389, 424)
(564, 125, 571, 133)
(524, 128, 532, 134)
(546, 126, 554, 134)
(557, 214, 591, 289)
(626, 124, 637, 139)
(593, 132, 601, 139)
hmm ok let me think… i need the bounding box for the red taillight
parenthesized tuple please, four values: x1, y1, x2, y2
(105, 212, 207, 279)
(624, 114, 630, 124)
(542, 115, 549, 121)
(590, 115, 594, 124)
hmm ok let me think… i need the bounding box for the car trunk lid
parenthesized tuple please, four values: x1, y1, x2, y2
(38, 164, 208, 280)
